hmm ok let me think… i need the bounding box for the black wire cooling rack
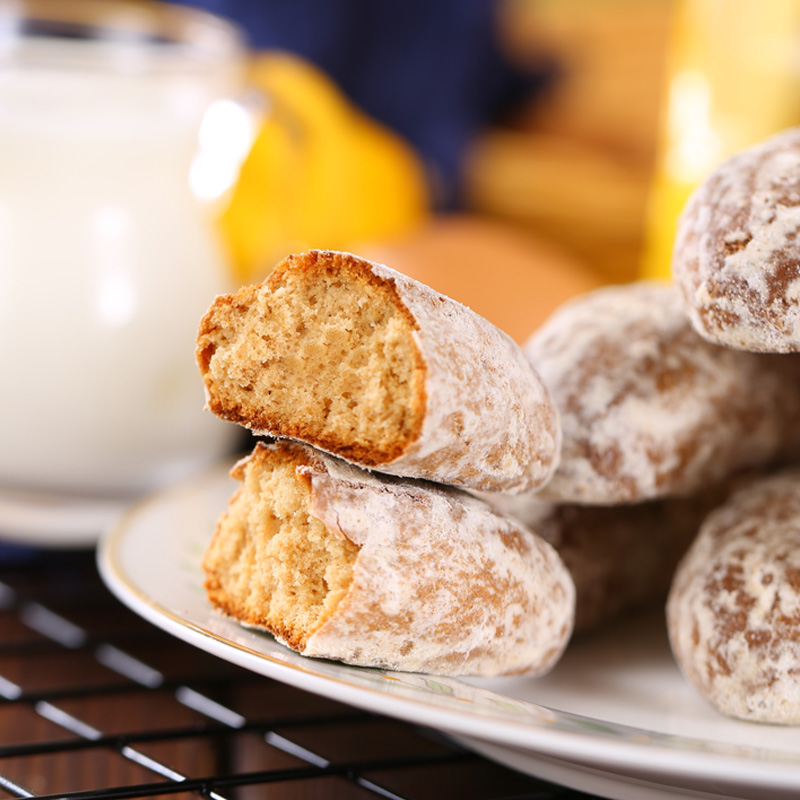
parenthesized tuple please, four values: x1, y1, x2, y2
(0, 547, 601, 800)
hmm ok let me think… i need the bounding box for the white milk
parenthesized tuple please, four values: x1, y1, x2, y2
(0, 27, 243, 496)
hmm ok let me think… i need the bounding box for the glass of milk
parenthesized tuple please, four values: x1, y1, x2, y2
(0, 1, 245, 507)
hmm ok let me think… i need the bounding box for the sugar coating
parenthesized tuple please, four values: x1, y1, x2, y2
(196, 250, 560, 494)
(523, 282, 800, 504)
(363, 252, 560, 492)
(673, 127, 800, 352)
(203, 441, 575, 677)
(667, 470, 800, 723)
(482, 481, 731, 634)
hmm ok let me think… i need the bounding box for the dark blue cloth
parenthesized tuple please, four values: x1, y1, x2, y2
(178, 0, 552, 207)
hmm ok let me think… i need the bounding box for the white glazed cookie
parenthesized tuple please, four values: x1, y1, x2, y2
(672, 127, 800, 352)
(524, 282, 800, 504)
(203, 441, 575, 677)
(484, 481, 733, 634)
(667, 470, 800, 723)
(196, 249, 560, 494)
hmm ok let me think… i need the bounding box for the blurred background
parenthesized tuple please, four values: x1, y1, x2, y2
(5, 0, 800, 525)
(174, 0, 800, 337)
(182, 0, 672, 306)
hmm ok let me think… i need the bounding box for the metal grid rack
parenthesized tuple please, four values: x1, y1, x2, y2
(0, 548, 599, 799)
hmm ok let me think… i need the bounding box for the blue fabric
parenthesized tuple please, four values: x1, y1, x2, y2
(0, 543, 40, 564)
(177, 0, 552, 206)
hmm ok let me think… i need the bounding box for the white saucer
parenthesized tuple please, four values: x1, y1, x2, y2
(0, 486, 131, 548)
(97, 462, 800, 800)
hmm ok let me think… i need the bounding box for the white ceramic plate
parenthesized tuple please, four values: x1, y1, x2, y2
(97, 463, 800, 800)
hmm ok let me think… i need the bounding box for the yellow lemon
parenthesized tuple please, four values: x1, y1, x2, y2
(219, 52, 430, 283)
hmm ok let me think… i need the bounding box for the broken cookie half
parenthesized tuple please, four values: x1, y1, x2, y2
(196, 249, 560, 494)
(203, 440, 575, 677)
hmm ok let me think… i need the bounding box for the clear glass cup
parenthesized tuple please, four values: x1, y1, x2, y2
(0, 0, 244, 503)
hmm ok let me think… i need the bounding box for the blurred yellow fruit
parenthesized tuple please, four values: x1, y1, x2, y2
(219, 52, 430, 283)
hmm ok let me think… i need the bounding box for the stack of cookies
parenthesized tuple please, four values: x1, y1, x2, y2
(505, 280, 800, 639)
(666, 128, 800, 724)
(508, 127, 800, 724)
(195, 249, 574, 678)
(195, 128, 800, 723)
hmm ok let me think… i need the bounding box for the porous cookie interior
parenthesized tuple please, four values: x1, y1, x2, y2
(200, 252, 425, 465)
(203, 446, 358, 649)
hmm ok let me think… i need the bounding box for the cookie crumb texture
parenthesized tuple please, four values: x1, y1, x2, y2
(197, 250, 559, 493)
(525, 282, 800, 504)
(203, 444, 358, 650)
(197, 250, 424, 466)
(667, 471, 800, 723)
(203, 441, 575, 676)
(673, 127, 800, 352)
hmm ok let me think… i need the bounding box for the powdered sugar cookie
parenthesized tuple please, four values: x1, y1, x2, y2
(484, 480, 734, 634)
(197, 250, 560, 494)
(524, 282, 800, 504)
(203, 441, 574, 677)
(667, 470, 800, 723)
(673, 127, 800, 352)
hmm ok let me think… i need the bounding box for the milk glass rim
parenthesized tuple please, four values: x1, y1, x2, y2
(0, 0, 247, 74)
